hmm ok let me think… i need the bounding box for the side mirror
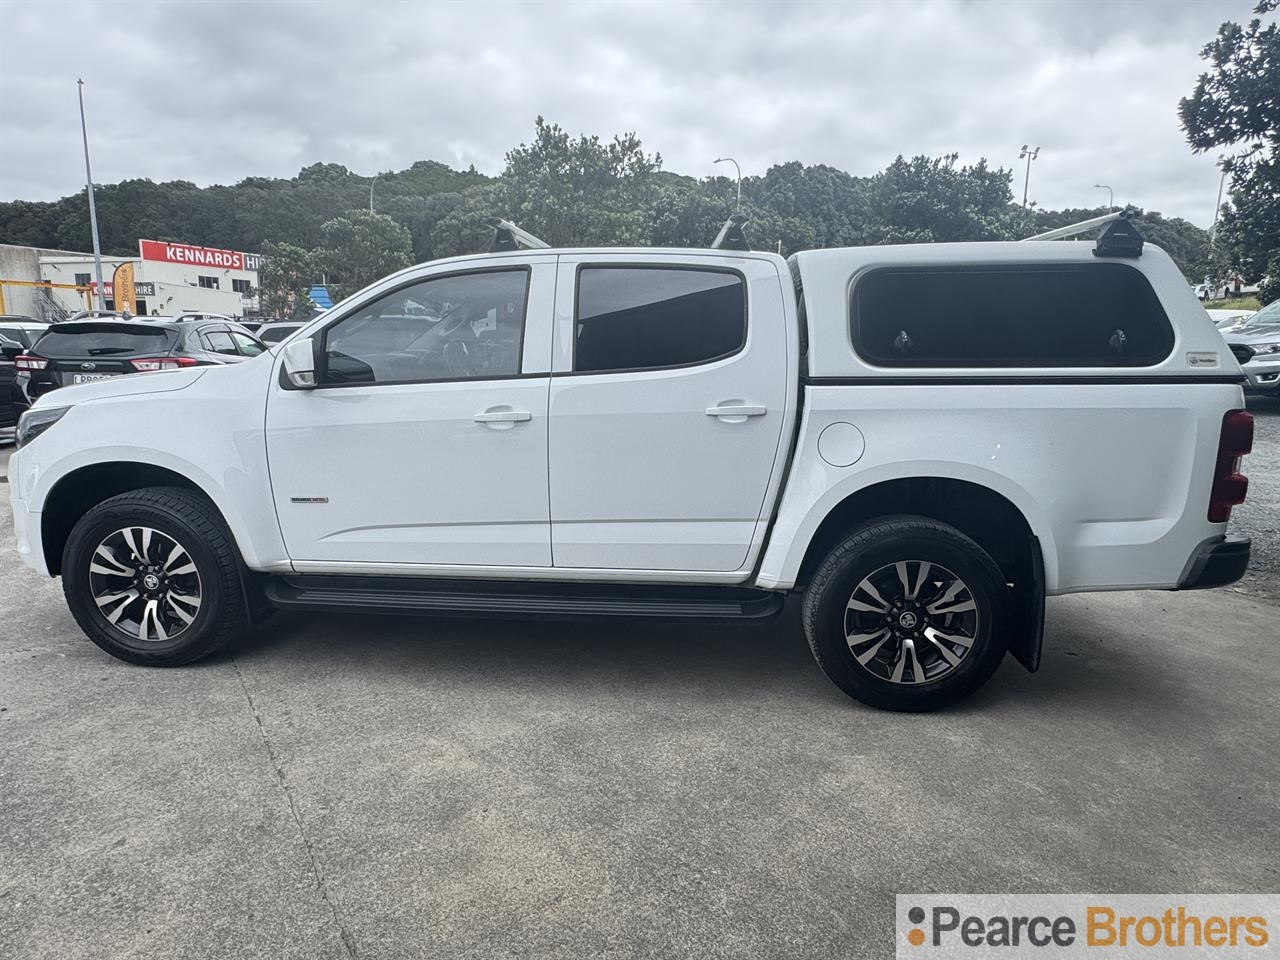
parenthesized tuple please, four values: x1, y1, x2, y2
(281, 337, 317, 388)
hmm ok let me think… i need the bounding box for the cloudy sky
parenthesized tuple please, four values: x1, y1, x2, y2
(0, 0, 1254, 226)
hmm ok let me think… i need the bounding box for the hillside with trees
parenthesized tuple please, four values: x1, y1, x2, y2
(0, 116, 1224, 317)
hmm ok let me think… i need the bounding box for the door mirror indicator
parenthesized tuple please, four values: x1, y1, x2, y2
(282, 337, 317, 388)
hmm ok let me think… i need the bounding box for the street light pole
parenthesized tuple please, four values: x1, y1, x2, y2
(77, 79, 106, 310)
(1210, 161, 1229, 239)
(369, 174, 377, 214)
(1018, 145, 1040, 208)
(714, 157, 742, 210)
(1093, 183, 1114, 211)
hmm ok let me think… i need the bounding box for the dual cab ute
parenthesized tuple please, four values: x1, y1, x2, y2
(6, 217, 1253, 710)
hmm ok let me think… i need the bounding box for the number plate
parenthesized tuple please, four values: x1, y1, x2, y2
(72, 373, 115, 384)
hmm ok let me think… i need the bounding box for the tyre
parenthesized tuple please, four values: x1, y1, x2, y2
(802, 515, 1012, 711)
(62, 486, 248, 666)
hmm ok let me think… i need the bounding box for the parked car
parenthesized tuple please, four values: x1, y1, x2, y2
(0, 334, 30, 440)
(0, 315, 50, 349)
(256, 321, 306, 345)
(15, 316, 266, 401)
(1208, 308, 1254, 329)
(6, 221, 1253, 711)
(1218, 299, 1280, 395)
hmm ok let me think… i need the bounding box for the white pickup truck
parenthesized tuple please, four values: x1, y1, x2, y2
(6, 217, 1254, 710)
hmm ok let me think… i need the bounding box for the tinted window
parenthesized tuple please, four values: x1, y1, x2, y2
(0, 326, 32, 348)
(231, 332, 266, 356)
(202, 330, 238, 355)
(34, 325, 175, 357)
(851, 263, 1175, 367)
(322, 269, 528, 385)
(574, 267, 746, 373)
(258, 324, 300, 344)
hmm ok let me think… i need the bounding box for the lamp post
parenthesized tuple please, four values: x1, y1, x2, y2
(1210, 160, 1229, 240)
(1093, 183, 1114, 211)
(77, 79, 106, 310)
(1018, 145, 1040, 208)
(369, 174, 377, 214)
(714, 157, 742, 210)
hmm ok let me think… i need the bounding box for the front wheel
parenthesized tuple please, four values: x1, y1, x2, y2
(802, 515, 1012, 711)
(62, 486, 248, 666)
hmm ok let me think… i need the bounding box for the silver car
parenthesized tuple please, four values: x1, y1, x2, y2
(1220, 299, 1280, 395)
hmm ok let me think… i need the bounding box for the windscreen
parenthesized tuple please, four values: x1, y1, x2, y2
(34, 323, 177, 357)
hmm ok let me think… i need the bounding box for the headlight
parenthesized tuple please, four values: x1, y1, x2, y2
(15, 406, 70, 448)
(1251, 342, 1280, 355)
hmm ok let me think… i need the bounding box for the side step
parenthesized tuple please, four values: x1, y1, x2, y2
(264, 575, 786, 621)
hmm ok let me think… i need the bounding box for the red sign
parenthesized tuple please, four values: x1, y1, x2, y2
(139, 239, 245, 270)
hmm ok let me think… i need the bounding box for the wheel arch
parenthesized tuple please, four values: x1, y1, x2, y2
(42, 462, 223, 576)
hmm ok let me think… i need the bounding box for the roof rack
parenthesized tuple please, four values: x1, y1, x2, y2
(1022, 208, 1144, 258)
(711, 214, 751, 252)
(486, 218, 550, 253)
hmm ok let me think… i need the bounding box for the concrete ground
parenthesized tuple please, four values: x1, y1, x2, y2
(2, 450, 1278, 959)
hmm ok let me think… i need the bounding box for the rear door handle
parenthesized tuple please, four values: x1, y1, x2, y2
(474, 409, 532, 423)
(705, 404, 767, 418)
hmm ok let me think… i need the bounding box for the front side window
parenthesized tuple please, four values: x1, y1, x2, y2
(574, 267, 746, 373)
(850, 263, 1175, 368)
(321, 269, 529, 385)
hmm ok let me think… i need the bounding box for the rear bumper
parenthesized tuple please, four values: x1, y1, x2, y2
(1177, 535, 1250, 590)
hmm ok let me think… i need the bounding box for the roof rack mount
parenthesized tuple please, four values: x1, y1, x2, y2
(487, 218, 550, 253)
(1022, 207, 1144, 258)
(711, 214, 751, 252)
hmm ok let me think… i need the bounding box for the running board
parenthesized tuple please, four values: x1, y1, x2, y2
(264, 575, 785, 620)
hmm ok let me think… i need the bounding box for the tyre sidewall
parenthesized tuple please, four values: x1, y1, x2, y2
(809, 525, 1009, 711)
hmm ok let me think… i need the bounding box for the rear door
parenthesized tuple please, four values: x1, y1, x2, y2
(548, 254, 791, 573)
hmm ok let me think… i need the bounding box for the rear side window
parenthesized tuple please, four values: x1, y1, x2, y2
(34, 325, 175, 357)
(850, 263, 1174, 367)
(574, 267, 746, 373)
(201, 330, 238, 355)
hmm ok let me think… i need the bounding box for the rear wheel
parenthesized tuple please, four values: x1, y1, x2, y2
(802, 515, 1011, 711)
(62, 486, 247, 666)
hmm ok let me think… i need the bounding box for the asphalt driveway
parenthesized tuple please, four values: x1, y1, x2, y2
(1, 450, 1278, 959)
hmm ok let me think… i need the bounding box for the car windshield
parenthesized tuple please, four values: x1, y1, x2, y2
(1238, 300, 1280, 332)
(34, 323, 177, 357)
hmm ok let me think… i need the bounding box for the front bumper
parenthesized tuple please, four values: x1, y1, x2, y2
(1241, 357, 1280, 392)
(8, 495, 47, 576)
(1177, 536, 1251, 590)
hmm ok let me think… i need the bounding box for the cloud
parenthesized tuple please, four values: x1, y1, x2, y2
(0, 0, 1254, 227)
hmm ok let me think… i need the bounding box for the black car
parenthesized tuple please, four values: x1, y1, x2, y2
(0, 333, 30, 437)
(255, 321, 306, 345)
(17, 315, 267, 400)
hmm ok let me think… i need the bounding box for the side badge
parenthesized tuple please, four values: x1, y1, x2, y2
(1187, 352, 1220, 368)
(290, 497, 329, 504)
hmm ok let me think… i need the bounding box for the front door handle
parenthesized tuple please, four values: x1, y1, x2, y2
(705, 403, 767, 419)
(474, 408, 532, 423)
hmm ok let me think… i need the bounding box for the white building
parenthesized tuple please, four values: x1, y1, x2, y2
(0, 239, 260, 319)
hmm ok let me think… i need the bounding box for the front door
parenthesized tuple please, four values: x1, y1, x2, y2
(548, 255, 791, 573)
(266, 258, 555, 569)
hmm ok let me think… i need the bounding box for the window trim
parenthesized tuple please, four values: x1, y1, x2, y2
(562, 262, 749, 378)
(313, 265, 535, 390)
(847, 261, 1176, 370)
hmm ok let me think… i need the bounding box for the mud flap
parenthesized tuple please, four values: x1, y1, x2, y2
(1009, 536, 1045, 672)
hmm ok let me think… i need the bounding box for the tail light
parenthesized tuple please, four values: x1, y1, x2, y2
(130, 356, 199, 372)
(15, 354, 47, 371)
(1208, 409, 1253, 523)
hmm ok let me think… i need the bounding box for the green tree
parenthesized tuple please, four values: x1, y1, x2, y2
(1179, 0, 1280, 302)
(317, 209, 413, 301)
(502, 116, 661, 246)
(258, 240, 322, 320)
